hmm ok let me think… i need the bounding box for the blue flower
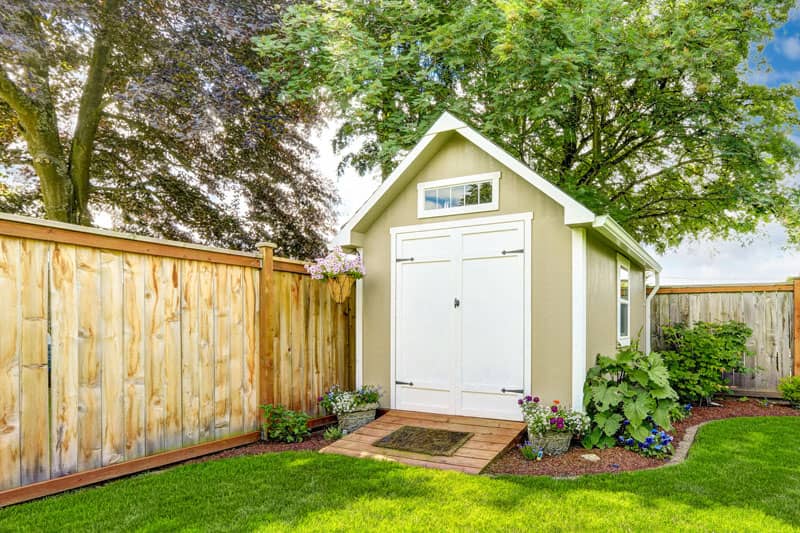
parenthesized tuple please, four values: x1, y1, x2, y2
(618, 435, 625, 442)
(645, 436, 654, 445)
(655, 444, 663, 451)
(685, 403, 692, 411)
(626, 438, 635, 446)
(622, 419, 630, 426)
(651, 428, 658, 434)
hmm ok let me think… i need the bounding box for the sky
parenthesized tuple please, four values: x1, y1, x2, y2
(312, 10, 800, 286)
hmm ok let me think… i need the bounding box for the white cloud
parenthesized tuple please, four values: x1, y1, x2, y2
(779, 36, 800, 60)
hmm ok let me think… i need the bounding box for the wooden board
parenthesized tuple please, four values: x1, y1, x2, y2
(100, 251, 125, 466)
(0, 237, 21, 490)
(50, 243, 80, 478)
(214, 264, 231, 437)
(19, 239, 50, 484)
(123, 253, 146, 459)
(77, 246, 102, 471)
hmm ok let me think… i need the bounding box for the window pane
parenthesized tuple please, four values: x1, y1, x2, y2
(619, 302, 629, 337)
(619, 266, 629, 300)
(464, 184, 479, 205)
(424, 189, 438, 209)
(479, 181, 492, 203)
(451, 184, 466, 207)
(434, 187, 451, 208)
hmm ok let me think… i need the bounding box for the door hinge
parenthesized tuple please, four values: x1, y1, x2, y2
(501, 249, 524, 255)
(395, 380, 414, 386)
(501, 387, 524, 394)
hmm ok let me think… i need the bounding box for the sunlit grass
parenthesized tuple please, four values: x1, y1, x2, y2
(1, 417, 799, 532)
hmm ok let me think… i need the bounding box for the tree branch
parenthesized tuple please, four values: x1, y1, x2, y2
(68, 0, 123, 225)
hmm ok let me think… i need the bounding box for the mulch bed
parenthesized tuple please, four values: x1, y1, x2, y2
(484, 398, 799, 477)
(180, 432, 330, 466)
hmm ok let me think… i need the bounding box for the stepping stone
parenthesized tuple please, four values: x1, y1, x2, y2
(580, 453, 601, 462)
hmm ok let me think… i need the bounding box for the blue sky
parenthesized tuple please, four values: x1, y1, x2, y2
(315, 8, 800, 285)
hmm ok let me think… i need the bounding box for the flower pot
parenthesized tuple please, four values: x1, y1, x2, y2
(337, 403, 379, 433)
(528, 430, 573, 456)
(327, 275, 355, 304)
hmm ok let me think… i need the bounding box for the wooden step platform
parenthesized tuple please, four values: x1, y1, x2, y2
(320, 410, 526, 474)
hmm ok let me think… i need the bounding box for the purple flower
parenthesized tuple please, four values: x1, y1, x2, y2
(551, 406, 558, 413)
(533, 396, 540, 403)
(317, 396, 324, 402)
(524, 395, 532, 402)
(549, 419, 556, 425)
(517, 399, 524, 405)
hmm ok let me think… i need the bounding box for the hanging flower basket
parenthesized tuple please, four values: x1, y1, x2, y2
(306, 247, 365, 305)
(327, 274, 356, 304)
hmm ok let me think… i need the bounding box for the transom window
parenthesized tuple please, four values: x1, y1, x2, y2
(617, 254, 630, 346)
(417, 172, 500, 218)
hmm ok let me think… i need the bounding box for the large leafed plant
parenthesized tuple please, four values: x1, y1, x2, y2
(583, 346, 679, 448)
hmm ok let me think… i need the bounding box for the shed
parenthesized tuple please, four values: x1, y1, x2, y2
(336, 111, 661, 421)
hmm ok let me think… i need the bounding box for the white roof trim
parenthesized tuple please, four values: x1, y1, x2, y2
(593, 215, 662, 272)
(335, 111, 660, 272)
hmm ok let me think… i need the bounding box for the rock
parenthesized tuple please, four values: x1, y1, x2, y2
(580, 453, 601, 463)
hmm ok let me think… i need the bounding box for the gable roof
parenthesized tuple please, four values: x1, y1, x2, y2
(336, 111, 661, 272)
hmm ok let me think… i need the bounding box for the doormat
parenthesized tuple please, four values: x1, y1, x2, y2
(373, 426, 473, 456)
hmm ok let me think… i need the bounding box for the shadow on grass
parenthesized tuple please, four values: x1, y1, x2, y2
(1, 417, 799, 532)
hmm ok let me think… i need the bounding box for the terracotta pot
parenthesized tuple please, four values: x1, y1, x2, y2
(327, 275, 356, 304)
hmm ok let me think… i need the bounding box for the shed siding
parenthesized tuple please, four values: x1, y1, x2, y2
(359, 133, 575, 407)
(585, 232, 646, 369)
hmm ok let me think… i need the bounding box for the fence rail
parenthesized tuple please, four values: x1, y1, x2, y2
(0, 214, 354, 500)
(650, 281, 799, 396)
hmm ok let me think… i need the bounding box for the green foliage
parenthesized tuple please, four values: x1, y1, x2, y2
(583, 345, 679, 449)
(0, 2, 335, 257)
(323, 426, 344, 441)
(261, 404, 311, 443)
(660, 321, 754, 404)
(255, 0, 800, 250)
(778, 376, 800, 407)
(518, 441, 541, 461)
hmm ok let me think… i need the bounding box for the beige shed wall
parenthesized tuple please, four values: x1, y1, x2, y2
(358, 133, 575, 408)
(585, 231, 647, 370)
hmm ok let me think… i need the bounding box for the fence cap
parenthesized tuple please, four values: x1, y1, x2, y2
(256, 241, 277, 249)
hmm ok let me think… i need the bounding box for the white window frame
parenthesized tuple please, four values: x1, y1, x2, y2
(617, 254, 631, 347)
(417, 171, 500, 219)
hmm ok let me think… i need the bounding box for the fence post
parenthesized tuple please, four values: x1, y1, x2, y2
(794, 278, 800, 376)
(257, 242, 276, 415)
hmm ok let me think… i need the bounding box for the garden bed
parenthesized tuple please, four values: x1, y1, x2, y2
(485, 398, 799, 477)
(181, 432, 329, 465)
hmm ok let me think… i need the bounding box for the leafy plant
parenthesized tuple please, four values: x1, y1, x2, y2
(778, 376, 800, 408)
(319, 385, 380, 415)
(323, 426, 344, 441)
(583, 345, 679, 449)
(261, 404, 311, 443)
(518, 441, 542, 461)
(660, 321, 754, 404)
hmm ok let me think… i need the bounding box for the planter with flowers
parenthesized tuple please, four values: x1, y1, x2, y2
(519, 396, 588, 456)
(306, 247, 365, 304)
(319, 384, 381, 433)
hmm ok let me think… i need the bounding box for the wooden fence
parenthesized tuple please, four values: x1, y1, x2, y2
(650, 282, 799, 396)
(0, 214, 354, 501)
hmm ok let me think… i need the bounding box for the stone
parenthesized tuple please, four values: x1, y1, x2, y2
(580, 453, 601, 463)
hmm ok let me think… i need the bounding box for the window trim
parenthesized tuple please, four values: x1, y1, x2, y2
(417, 171, 500, 219)
(617, 254, 631, 347)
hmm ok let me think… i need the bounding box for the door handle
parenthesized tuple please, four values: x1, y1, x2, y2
(454, 298, 460, 308)
(395, 380, 414, 386)
(501, 387, 524, 394)
(501, 249, 524, 255)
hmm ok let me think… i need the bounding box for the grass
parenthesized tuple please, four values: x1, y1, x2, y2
(2, 417, 800, 532)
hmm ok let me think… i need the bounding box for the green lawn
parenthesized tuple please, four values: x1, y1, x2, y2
(2, 417, 799, 532)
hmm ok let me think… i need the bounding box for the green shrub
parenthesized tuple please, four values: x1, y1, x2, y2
(659, 321, 753, 404)
(778, 376, 800, 407)
(583, 345, 679, 449)
(261, 404, 311, 443)
(323, 426, 344, 441)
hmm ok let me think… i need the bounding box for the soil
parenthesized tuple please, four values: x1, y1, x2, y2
(180, 431, 330, 466)
(484, 398, 799, 477)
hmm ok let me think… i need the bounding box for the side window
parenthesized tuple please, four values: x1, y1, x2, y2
(617, 255, 630, 346)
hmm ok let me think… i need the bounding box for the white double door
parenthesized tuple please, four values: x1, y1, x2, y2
(392, 216, 529, 421)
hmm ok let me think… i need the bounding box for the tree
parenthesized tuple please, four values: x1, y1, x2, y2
(0, 1, 337, 257)
(254, 0, 800, 251)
